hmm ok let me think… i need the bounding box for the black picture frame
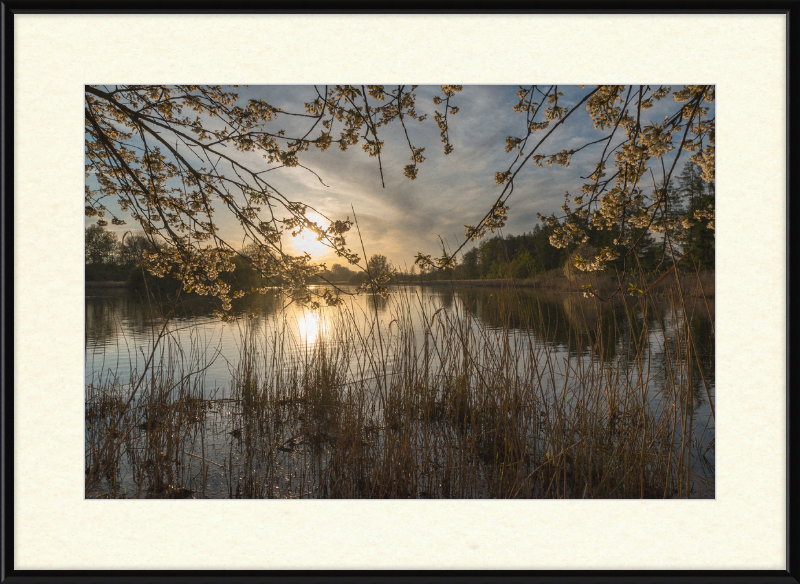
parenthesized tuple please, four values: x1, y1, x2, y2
(1, 4, 796, 583)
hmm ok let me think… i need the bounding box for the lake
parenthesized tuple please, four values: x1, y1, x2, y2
(85, 283, 715, 499)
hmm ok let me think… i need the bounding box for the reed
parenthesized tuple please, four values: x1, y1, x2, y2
(85, 272, 714, 499)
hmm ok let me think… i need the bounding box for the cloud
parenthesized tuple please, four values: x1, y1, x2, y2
(86, 85, 714, 269)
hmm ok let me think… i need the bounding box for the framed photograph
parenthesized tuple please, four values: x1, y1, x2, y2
(3, 6, 794, 581)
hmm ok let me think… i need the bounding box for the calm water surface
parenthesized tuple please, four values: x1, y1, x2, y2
(85, 283, 715, 498)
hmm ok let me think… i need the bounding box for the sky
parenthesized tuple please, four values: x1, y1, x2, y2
(86, 85, 710, 271)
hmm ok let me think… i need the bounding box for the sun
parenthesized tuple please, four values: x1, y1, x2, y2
(292, 231, 327, 257)
(289, 211, 330, 258)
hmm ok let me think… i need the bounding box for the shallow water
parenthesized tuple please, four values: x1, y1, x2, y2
(85, 283, 715, 498)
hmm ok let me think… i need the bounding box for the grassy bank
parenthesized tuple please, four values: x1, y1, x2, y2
(410, 270, 714, 299)
(521, 269, 714, 298)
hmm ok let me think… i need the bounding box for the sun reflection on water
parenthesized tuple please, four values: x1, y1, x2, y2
(296, 310, 326, 345)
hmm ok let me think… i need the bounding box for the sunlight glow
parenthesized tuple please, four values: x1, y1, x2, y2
(296, 310, 326, 345)
(292, 231, 327, 257)
(290, 210, 329, 258)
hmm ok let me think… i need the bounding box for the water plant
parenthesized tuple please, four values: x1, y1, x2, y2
(85, 271, 714, 499)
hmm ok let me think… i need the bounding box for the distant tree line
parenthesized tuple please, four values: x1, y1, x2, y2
(87, 160, 712, 288)
(85, 226, 162, 281)
(85, 227, 403, 291)
(308, 254, 398, 285)
(437, 160, 715, 282)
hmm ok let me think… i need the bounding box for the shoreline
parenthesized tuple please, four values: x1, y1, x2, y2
(85, 281, 128, 288)
(85, 274, 714, 298)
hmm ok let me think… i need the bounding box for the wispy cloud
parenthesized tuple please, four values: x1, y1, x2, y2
(87, 85, 711, 270)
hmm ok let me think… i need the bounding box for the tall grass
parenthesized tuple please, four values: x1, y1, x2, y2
(85, 274, 714, 499)
(520, 268, 714, 299)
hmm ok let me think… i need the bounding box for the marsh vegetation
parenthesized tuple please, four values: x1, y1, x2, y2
(85, 273, 714, 499)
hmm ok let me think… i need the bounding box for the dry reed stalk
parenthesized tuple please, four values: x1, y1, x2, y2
(86, 270, 714, 499)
